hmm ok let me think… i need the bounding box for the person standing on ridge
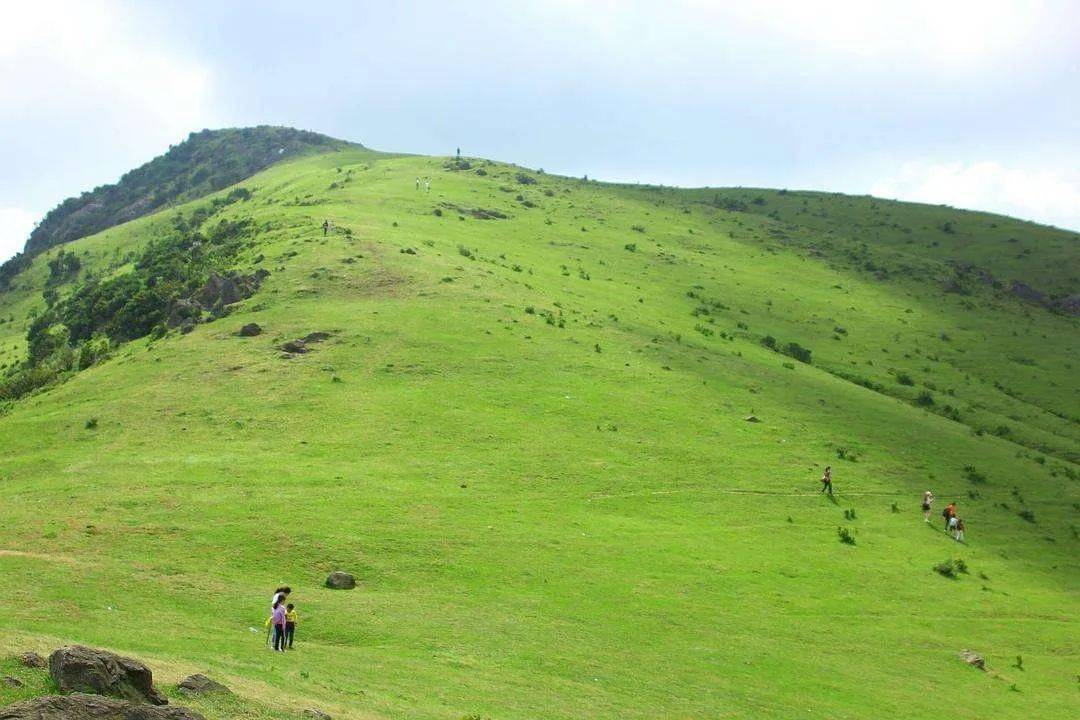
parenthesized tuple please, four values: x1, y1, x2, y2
(425, 179, 431, 192)
(820, 466, 833, 496)
(922, 490, 935, 522)
(322, 219, 329, 236)
(416, 177, 420, 190)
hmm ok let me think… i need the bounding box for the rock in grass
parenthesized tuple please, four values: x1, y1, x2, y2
(302, 331, 332, 343)
(177, 673, 230, 696)
(19, 651, 46, 668)
(325, 571, 356, 589)
(959, 649, 985, 670)
(2, 676, 23, 687)
(281, 339, 308, 354)
(744, 415, 761, 423)
(0, 693, 203, 720)
(48, 645, 168, 705)
(303, 710, 332, 720)
(238, 323, 263, 337)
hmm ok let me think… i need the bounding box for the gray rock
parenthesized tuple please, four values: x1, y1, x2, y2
(177, 674, 229, 697)
(744, 415, 761, 423)
(19, 651, 46, 668)
(2, 676, 23, 687)
(48, 645, 168, 705)
(238, 323, 263, 337)
(303, 711, 332, 720)
(165, 299, 201, 328)
(0, 694, 204, 720)
(302, 331, 331, 343)
(281, 339, 308, 354)
(325, 571, 356, 589)
(959, 649, 985, 670)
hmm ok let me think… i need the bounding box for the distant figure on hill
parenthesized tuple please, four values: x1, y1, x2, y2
(456, 147, 461, 158)
(416, 176, 420, 190)
(820, 466, 833, 496)
(285, 603, 298, 649)
(942, 502, 956, 532)
(322, 219, 329, 236)
(425, 178, 431, 192)
(922, 490, 935, 522)
(271, 598, 287, 652)
(954, 517, 966, 543)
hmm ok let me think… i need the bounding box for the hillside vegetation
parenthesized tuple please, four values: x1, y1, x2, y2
(0, 127, 352, 292)
(0, 141, 1077, 720)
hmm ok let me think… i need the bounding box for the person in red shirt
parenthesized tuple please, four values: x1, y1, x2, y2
(942, 502, 957, 532)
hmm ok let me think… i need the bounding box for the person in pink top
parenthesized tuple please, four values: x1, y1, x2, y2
(271, 599, 288, 652)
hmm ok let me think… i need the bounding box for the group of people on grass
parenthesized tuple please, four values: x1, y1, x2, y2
(820, 468, 967, 543)
(266, 586, 299, 652)
(923, 491, 966, 542)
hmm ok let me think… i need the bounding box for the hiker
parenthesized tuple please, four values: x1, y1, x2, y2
(271, 599, 287, 652)
(285, 603, 298, 649)
(820, 466, 833, 496)
(954, 517, 966, 543)
(922, 490, 935, 522)
(942, 502, 956, 532)
(271, 586, 291, 610)
(322, 219, 329, 236)
(415, 177, 420, 190)
(425, 179, 431, 193)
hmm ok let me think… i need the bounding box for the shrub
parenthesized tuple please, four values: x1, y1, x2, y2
(85, 417, 98, 430)
(624, 243, 636, 252)
(915, 391, 935, 407)
(934, 560, 958, 578)
(631, 224, 646, 233)
(837, 527, 856, 545)
(1018, 509, 1036, 523)
(843, 508, 856, 520)
(475, 168, 487, 176)
(433, 208, 443, 217)
(896, 371, 915, 386)
(515, 172, 536, 185)
(760, 335, 777, 350)
(458, 245, 474, 259)
(783, 342, 812, 364)
(963, 465, 987, 484)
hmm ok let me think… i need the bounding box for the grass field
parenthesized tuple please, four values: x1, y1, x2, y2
(1, 144, 1077, 719)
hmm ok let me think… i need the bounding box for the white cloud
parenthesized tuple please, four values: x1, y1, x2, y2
(0, 206, 38, 262)
(871, 161, 1080, 231)
(0, 0, 217, 141)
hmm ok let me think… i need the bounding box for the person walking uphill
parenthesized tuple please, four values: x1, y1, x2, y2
(322, 219, 329, 236)
(820, 466, 833, 496)
(942, 502, 957, 532)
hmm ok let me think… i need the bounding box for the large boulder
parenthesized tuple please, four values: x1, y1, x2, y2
(0, 694, 203, 720)
(48, 646, 168, 705)
(238, 323, 263, 337)
(196, 270, 270, 314)
(303, 711, 332, 720)
(325, 571, 356, 589)
(302, 331, 331, 343)
(177, 674, 229, 697)
(281, 339, 308, 354)
(165, 299, 201, 329)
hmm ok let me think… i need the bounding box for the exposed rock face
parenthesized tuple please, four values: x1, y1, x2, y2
(196, 270, 270, 314)
(1009, 281, 1046, 304)
(303, 711, 332, 720)
(48, 646, 168, 705)
(325, 571, 356, 589)
(238, 323, 263, 337)
(1053, 294, 1080, 316)
(177, 674, 229, 697)
(959, 649, 985, 670)
(0, 694, 204, 720)
(19, 651, 46, 668)
(2, 676, 23, 687)
(165, 299, 201, 329)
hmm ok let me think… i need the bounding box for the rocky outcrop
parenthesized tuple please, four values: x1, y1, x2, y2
(1009, 281, 1045, 304)
(48, 646, 168, 705)
(238, 323, 263, 337)
(325, 571, 356, 589)
(177, 674, 229, 697)
(19, 651, 46, 668)
(0, 694, 203, 720)
(303, 711, 332, 720)
(281, 339, 308, 354)
(959, 649, 985, 670)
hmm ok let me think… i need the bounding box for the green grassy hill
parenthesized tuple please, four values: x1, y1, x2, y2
(0, 138, 1077, 719)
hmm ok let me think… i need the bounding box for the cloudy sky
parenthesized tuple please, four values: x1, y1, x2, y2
(1, 0, 1078, 260)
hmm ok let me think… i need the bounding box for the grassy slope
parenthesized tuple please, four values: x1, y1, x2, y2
(0, 148, 1077, 719)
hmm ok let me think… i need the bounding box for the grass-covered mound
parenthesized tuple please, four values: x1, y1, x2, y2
(0, 144, 1076, 719)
